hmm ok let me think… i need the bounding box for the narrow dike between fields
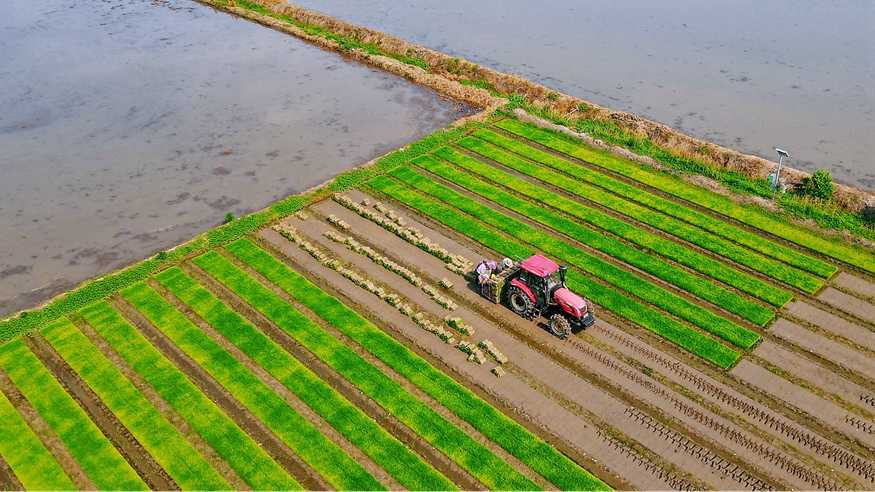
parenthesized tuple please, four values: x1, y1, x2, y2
(324, 190, 873, 489)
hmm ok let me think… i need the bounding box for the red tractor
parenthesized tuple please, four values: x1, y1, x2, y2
(476, 254, 595, 339)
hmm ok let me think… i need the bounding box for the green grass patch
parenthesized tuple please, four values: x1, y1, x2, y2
(0, 381, 75, 490)
(495, 119, 873, 275)
(0, 339, 145, 490)
(389, 166, 761, 348)
(0, 122, 468, 344)
(41, 318, 228, 490)
(120, 282, 381, 491)
(194, 250, 542, 491)
(472, 127, 834, 282)
(423, 149, 786, 317)
(225, 238, 616, 490)
(367, 176, 740, 368)
(156, 266, 454, 491)
(79, 301, 300, 491)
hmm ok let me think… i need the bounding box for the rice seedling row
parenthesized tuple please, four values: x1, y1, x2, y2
(120, 282, 381, 491)
(222, 239, 610, 490)
(41, 318, 229, 490)
(493, 119, 871, 275)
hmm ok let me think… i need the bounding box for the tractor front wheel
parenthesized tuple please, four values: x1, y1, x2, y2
(507, 286, 535, 319)
(548, 313, 571, 339)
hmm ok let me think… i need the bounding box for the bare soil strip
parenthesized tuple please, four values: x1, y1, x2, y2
(0, 369, 93, 489)
(182, 262, 477, 490)
(785, 301, 875, 352)
(306, 203, 829, 489)
(771, 318, 875, 379)
(271, 218, 758, 489)
(150, 279, 397, 490)
(754, 340, 872, 416)
(835, 273, 875, 301)
(327, 191, 875, 487)
(0, 453, 22, 491)
(74, 309, 247, 490)
(819, 287, 875, 325)
(731, 360, 875, 450)
(112, 293, 326, 490)
(24, 334, 176, 490)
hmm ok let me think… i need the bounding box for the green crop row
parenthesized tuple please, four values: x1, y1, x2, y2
(367, 176, 740, 368)
(494, 119, 872, 275)
(471, 127, 834, 282)
(79, 301, 300, 490)
(120, 282, 381, 491)
(423, 149, 785, 318)
(0, 340, 145, 490)
(194, 249, 542, 491)
(222, 238, 610, 489)
(0, 381, 75, 490)
(389, 166, 761, 349)
(42, 318, 229, 490)
(155, 266, 455, 491)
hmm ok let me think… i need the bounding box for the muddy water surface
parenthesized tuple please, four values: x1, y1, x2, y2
(294, 0, 875, 189)
(0, 0, 469, 317)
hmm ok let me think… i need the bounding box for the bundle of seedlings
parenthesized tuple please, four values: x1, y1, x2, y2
(323, 231, 423, 287)
(457, 341, 486, 365)
(333, 194, 473, 274)
(326, 214, 351, 230)
(373, 201, 407, 227)
(293, 210, 309, 220)
(478, 339, 508, 364)
(444, 316, 474, 336)
(273, 224, 341, 270)
(413, 313, 456, 344)
(439, 278, 454, 289)
(491, 366, 506, 378)
(422, 285, 458, 310)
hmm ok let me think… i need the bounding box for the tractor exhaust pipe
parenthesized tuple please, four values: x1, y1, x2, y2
(559, 265, 568, 285)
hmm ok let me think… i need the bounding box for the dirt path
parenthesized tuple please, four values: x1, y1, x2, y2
(819, 287, 875, 325)
(771, 318, 875, 380)
(24, 334, 176, 490)
(785, 301, 875, 352)
(731, 360, 875, 450)
(112, 291, 327, 491)
(754, 340, 872, 416)
(0, 453, 22, 491)
(835, 273, 875, 300)
(302, 204, 830, 489)
(0, 368, 93, 489)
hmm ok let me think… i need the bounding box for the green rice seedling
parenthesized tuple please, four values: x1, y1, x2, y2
(42, 318, 229, 490)
(494, 119, 869, 275)
(120, 283, 381, 491)
(155, 267, 455, 491)
(0, 340, 146, 490)
(469, 128, 834, 283)
(194, 250, 542, 491)
(79, 301, 301, 491)
(418, 151, 783, 321)
(222, 237, 629, 489)
(367, 176, 740, 369)
(388, 167, 760, 350)
(0, 384, 75, 490)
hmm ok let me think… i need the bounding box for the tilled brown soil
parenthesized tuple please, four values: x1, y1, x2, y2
(0, 453, 22, 490)
(771, 318, 875, 379)
(112, 287, 327, 490)
(785, 301, 875, 352)
(23, 334, 176, 490)
(293, 213, 806, 489)
(835, 273, 875, 301)
(819, 287, 875, 325)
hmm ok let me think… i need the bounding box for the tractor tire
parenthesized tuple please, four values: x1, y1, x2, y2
(507, 286, 535, 319)
(548, 313, 571, 339)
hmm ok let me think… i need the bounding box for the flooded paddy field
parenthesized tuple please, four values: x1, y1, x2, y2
(0, 0, 470, 317)
(293, 0, 875, 190)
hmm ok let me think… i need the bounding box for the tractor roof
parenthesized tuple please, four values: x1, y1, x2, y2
(520, 254, 559, 277)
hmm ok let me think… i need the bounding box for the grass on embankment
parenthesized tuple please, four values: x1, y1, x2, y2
(366, 175, 740, 369)
(460, 131, 826, 293)
(495, 119, 872, 275)
(423, 149, 790, 313)
(79, 301, 301, 491)
(223, 240, 611, 491)
(121, 282, 382, 491)
(155, 266, 455, 491)
(42, 318, 230, 490)
(0, 340, 146, 490)
(388, 166, 761, 349)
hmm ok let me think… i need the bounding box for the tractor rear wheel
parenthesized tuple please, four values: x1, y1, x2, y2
(507, 286, 535, 319)
(548, 313, 571, 339)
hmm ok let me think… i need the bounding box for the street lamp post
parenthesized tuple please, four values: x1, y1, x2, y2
(771, 147, 790, 192)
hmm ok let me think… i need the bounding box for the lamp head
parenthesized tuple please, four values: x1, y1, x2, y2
(775, 148, 790, 159)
